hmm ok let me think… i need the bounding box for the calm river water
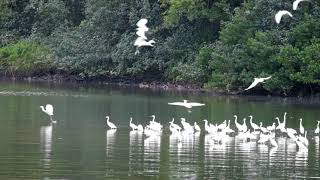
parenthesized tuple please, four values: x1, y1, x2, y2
(0, 81, 319, 179)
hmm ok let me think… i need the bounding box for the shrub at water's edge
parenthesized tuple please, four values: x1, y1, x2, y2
(0, 40, 53, 77)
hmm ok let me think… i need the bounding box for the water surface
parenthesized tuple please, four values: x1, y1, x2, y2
(0, 81, 319, 179)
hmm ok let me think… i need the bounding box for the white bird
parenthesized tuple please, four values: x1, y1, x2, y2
(242, 118, 248, 132)
(315, 121, 320, 134)
(287, 128, 297, 135)
(169, 118, 182, 131)
(275, 10, 293, 24)
(293, 0, 310, 10)
(245, 76, 272, 91)
(134, 37, 155, 48)
(267, 122, 276, 132)
(40, 104, 55, 123)
(106, 116, 117, 129)
(299, 118, 305, 135)
(224, 120, 235, 133)
(194, 122, 201, 132)
(129, 117, 138, 130)
(259, 122, 269, 134)
(234, 115, 243, 132)
(168, 100, 205, 109)
(136, 19, 149, 40)
(136, 19, 148, 37)
(249, 115, 259, 131)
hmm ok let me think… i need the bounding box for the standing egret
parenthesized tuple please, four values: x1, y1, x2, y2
(299, 118, 305, 135)
(106, 116, 117, 129)
(169, 118, 182, 131)
(275, 10, 293, 24)
(245, 76, 272, 91)
(40, 104, 55, 123)
(194, 122, 201, 132)
(249, 115, 259, 131)
(168, 100, 205, 109)
(315, 121, 320, 134)
(129, 117, 138, 131)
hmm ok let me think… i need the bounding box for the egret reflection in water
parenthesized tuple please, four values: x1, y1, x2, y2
(40, 124, 53, 168)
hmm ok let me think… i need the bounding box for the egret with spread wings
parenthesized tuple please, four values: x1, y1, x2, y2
(245, 76, 272, 91)
(168, 100, 205, 109)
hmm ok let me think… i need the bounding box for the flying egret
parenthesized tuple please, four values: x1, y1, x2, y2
(134, 37, 155, 48)
(134, 18, 155, 55)
(168, 100, 205, 109)
(136, 18, 149, 40)
(40, 104, 55, 123)
(315, 121, 320, 134)
(275, 10, 293, 24)
(245, 76, 272, 91)
(293, 0, 310, 10)
(106, 116, 117, 129)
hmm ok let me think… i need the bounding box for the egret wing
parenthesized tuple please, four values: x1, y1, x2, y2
(136, 19, 148, 27)
(46, 104, 54, 115)
(245, 80, 259, 91)
(168, 102, 185, 106)
(188, 102, 205, 107)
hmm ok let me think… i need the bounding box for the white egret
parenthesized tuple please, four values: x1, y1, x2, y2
(249, 115, 259, 131)
(293, 0, 310, 10)
(234, 115, 243, 132)
(242, 118, 248, 132)
(129, 117, 138, 130)
(217, 120, 227, 130)
(299, 118, 305, 135)
(259, 122, 268, 134)
(276, 112, 287, 132)
(275, 10, 293, 24)
(224, 120, 235, 133)
(106, 116, 117, 129)
(134, 37, 155, 48)
(267, 122, 276, 132)
(40, 104, 55, 123)
(298, 131, 309, 146)
(136, 18, 149, 40)
(194, 122, 201, 132)
(245, 76, 272, 90)
(295, 139, 308, 152)
(287, 128, 297, 135)
(315, 121, 320, 134)
(168, 100, 205, 109)
(169, 118, 182, 131)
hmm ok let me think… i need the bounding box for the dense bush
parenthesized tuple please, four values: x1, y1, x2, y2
(0, 0, 319, 95)
(0, 40, 52, 76)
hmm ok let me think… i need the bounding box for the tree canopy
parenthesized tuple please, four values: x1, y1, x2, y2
(0, 0, 319, 96)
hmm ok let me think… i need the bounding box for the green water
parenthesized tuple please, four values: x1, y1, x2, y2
(0, 81, 319, 179)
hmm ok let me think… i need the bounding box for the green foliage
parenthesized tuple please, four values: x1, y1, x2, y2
(0, 0, 319, 96)
(0, 40, 52, 76)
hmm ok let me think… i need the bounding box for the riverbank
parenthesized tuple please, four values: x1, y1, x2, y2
(0, 74, 275, 97)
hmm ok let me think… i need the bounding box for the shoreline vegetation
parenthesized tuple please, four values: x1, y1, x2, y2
(0, 1, 319, 97)
(3, 74, 320, 97)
